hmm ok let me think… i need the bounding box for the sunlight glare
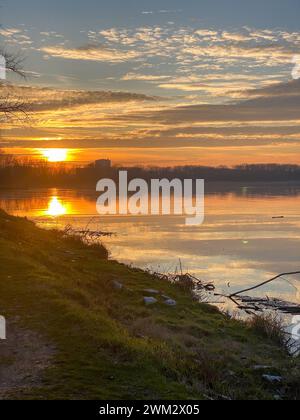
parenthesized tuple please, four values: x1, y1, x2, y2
(41, 148, 68, 163)
(45, 196, 68, 217)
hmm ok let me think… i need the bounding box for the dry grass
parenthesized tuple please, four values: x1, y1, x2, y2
(0, 210, 299, 400)
(248, 312, 286, 347)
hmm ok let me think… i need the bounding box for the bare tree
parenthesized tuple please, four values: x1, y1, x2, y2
(0, 147, 15, 166)
(1, 48, 25, 77)
(0, 48, 27, 116)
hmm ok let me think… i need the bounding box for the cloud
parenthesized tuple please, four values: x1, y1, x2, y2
(40, 31, 64, 39)
(40, 43, 140, 63)
(31, 24, 300, 102)
(156, 73, 282, 96)
(0, 28, 22, 37)
(2, 79, 300, 168)
(122, 73, 171, 81)
(184, 44, 294, 65)
(237, 79, 300, 108)
(242, 79, 300, 98)
(195, 29, 218, 37)
(3, 23, 300, 165)
(88, 79, 300, 136)
(87, 24, 299, 99)
(249, 29, 278, 42)
(0, 85, 157, 112)
(221, 31, 252, 42)
(141, 9, 182, 15)
(0, 26, 33, 47)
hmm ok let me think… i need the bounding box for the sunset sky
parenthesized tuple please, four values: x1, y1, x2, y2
(1, 0, 300, 166)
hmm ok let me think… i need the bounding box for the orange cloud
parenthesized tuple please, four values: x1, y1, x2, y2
(41, 44, 140, 63)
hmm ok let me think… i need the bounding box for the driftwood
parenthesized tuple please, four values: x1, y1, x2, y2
(231, 296, 300, 315)
(214, 271, 300, 316)
(154, 269, 300, 315)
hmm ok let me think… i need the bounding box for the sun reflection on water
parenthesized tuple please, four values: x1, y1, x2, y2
(45, 196, 69, 217)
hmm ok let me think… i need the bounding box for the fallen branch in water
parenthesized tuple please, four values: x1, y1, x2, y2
(214, 271, 300, 316)
(230, 271, 300, 298)
(233, 296, 300, 315)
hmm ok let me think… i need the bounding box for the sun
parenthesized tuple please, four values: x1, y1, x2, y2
(41, 148, 68, 163)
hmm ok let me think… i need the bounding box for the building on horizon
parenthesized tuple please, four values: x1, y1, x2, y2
(94, 159, 111, 169)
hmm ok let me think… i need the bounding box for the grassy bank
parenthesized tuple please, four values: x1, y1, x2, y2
(0, 210, 299, 400)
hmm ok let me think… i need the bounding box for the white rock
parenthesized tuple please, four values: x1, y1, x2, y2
(253, 365, 271, 371)
(262, 375, 282, 384)
(144, 297, 158, 305)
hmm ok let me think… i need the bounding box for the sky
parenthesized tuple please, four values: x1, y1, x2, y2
(1, 0, 300, 166)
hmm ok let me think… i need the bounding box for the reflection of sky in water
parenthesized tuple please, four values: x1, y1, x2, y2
(1, 185, 300, 305)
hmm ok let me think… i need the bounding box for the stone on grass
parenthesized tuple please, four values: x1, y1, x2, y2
(262, 375, 282, 384)
(164, 299, 177, 306)
(112, 280, 123, 290)
(144, 297, 158, 305)
(253, 365, 271, 371)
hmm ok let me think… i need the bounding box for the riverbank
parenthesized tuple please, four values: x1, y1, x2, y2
(0, 210, 299, 400)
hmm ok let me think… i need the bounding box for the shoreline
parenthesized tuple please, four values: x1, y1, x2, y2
(0, 209, 299, 400)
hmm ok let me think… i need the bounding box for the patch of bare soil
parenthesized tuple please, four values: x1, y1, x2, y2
(0, 318, 55, 399)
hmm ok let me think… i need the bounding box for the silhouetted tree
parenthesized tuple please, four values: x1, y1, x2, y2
(0, 46, 26, 116)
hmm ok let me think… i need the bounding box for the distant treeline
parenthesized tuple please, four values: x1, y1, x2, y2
(2, 153, 300, 188)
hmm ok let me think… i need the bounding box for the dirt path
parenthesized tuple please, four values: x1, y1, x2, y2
(0, 318, 55, 399)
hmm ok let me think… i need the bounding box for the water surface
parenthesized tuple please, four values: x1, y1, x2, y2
(1, 183, 300, 307)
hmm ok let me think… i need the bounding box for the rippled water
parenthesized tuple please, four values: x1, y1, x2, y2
(1, 183, 300, 307)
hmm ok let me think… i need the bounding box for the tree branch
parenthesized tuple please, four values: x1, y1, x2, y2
(230, 271, 300, 297)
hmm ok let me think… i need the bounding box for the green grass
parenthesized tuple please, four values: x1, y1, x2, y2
(0, 209, 299, 400)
